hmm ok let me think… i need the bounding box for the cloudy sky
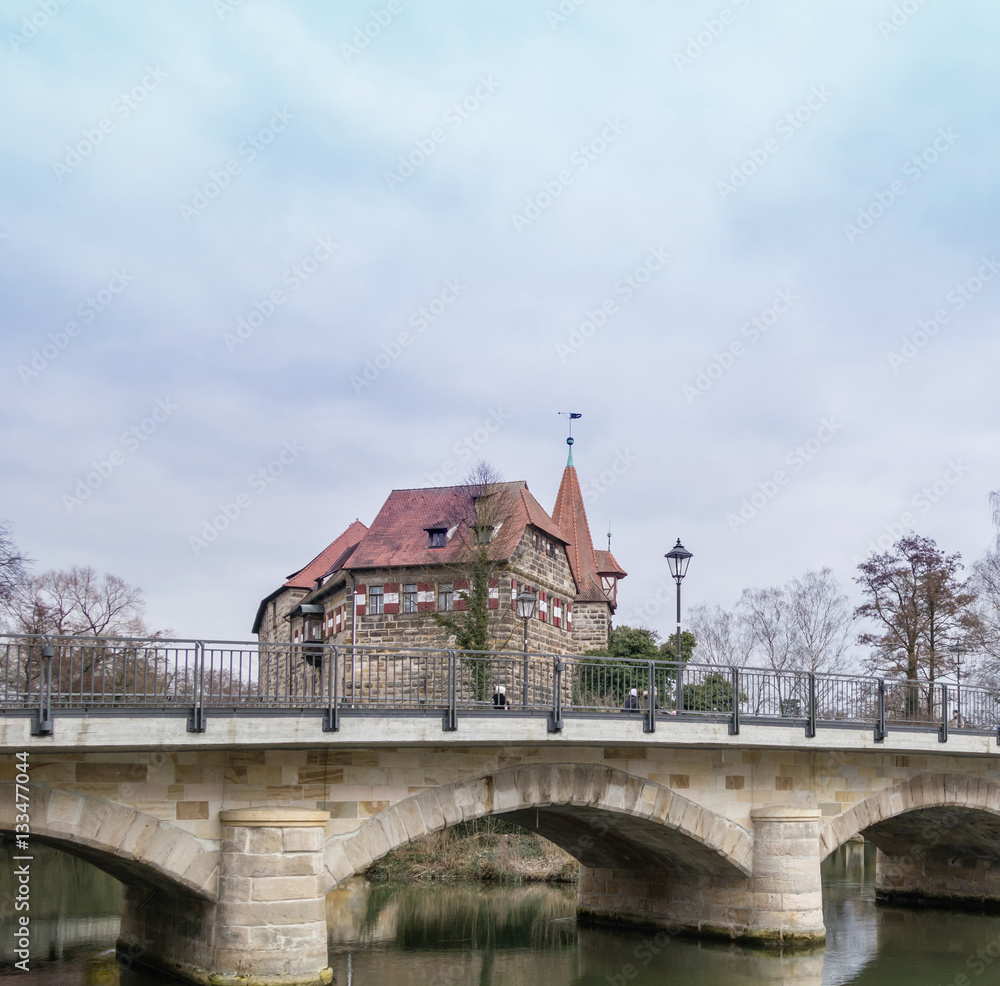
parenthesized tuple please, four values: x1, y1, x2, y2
(2, 0, 998, 644)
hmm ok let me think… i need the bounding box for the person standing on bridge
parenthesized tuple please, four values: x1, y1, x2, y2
(624, 688, 639, 711)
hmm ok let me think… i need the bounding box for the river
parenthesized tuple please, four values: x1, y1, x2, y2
(2, 840, 998, 985)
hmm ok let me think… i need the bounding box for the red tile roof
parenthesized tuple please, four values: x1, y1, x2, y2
(283, 520, 369, 588)
(346, 482, 567, 570)
(595, 550, 627, 578)
(552, 464, 609, 603)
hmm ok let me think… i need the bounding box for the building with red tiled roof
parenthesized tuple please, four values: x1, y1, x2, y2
(252, 445, 625, 657)
(252, 520, 368, 641)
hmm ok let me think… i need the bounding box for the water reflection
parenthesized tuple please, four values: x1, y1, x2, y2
(328, 880, 826, 986)
(4, 837, 1000, 985)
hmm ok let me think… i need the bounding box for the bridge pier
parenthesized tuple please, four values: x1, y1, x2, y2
(577, 807, 825, 946)
(123, 808, 333, 986)
(875, 847, 1000, 908)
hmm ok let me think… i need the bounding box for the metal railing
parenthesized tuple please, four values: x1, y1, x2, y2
(2, 633, 998, 743)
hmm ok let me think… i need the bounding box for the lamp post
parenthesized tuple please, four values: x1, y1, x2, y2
(950, 643, 967, 725)
(515, 589, 537, 709)
(664, 539, 693, 714)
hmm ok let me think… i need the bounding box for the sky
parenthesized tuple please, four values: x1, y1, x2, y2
(2, 0, 999, 644)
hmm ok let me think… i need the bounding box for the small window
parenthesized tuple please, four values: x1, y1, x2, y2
(369, 585, 384, 615)
(438, 582, 453, 611)
(474, 524, 493, 546)
(402, 584, 418, 613)
(427, 527, 447, 548)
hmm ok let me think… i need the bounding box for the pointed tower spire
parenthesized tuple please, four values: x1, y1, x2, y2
(552, 425, 606, 603)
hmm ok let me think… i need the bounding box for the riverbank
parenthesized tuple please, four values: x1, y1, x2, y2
(364, 818, 579, 884)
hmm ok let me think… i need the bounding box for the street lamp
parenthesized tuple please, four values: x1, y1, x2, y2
(665, 539, 693, 713)
(950, 642, 967, 725)
(515, 589, 537, 708)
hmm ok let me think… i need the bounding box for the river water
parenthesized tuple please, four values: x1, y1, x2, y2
(2, 840, 999, 985)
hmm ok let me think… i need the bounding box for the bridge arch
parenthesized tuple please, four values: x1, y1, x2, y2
(0, 782, 218, 899)
(821, 772, 1000, 857)
(324, 763, 753, 891)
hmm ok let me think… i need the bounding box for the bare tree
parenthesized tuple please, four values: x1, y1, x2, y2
(689, 569, 855, 674)
(688, 603, 754, 667)
(0, 522, 29, 608)
(970, 551, 1000, 688)
(786, 568, 854, 673)
(1, 564, 171, 702)
(740, 586, 798, 670)
(855, 534, 980, 684)
(2, 566, 162, 638)
(432, 461, 519, 652)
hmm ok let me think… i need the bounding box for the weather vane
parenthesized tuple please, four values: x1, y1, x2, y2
(559, 412, 582, 465)
(559, 411, 582, 440)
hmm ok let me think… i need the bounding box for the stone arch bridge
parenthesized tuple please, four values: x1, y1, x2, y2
(3, 637, 1000, 983)
(3, 718, 1000, 984)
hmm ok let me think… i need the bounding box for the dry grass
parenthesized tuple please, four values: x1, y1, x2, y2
(365, 819, 579, 885)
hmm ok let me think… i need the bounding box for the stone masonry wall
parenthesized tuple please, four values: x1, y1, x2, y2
(7, 747, 1000, 848)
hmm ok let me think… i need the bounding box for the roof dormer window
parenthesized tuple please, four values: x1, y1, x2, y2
(426, 526, 448, 548)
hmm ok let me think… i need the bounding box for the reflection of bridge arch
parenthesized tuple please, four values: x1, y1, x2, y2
(821, 772, 1000, 858)
(0, 782, 218, 899)
(324, 764, 753, 891)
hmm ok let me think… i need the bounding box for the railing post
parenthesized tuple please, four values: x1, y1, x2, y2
(442, 650, 458, 732)
(939, 683, 948, 743)
(187, 641, 206, 733)
(729, 667, 740, 736)
(643, 660, 656, 733)
(875, 679, 886, 742)
(31, 644, 54, 737)
(548, 657, 565, 733)
(323, 645, 339, 732)
(806, 672, 817, 738)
